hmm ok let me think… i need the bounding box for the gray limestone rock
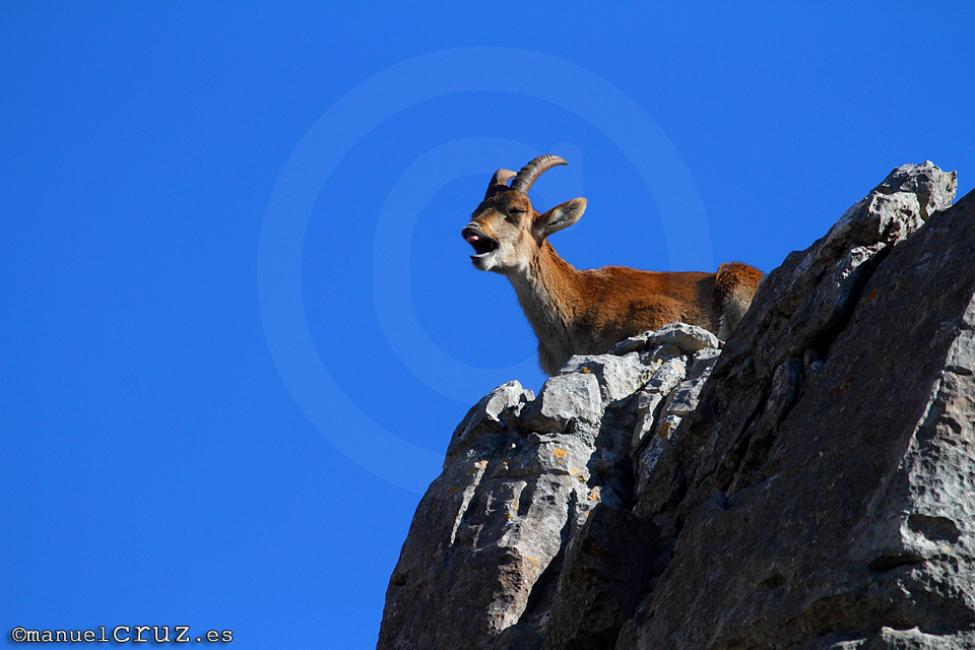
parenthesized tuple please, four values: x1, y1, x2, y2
(612, 322, 719, 356)
(644, 356, 687, 393)
(561, 352, 654, 404)
(379, 410, 599, 649)
(446, 380, 534, 460)
(380, 162, 974, 650)
(519, 372, 602, 434)
(621, 162, 972, 649)
(648, 322, 720, 352)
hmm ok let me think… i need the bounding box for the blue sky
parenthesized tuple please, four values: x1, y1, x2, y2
(2, 2, 973, 648)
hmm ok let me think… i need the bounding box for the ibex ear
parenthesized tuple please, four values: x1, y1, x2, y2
(533, 198, 587, 239)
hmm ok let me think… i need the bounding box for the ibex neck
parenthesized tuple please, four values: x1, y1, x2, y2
(507, 241, 581, 342)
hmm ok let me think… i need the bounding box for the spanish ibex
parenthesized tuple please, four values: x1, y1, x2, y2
(461, 154, 763, 375)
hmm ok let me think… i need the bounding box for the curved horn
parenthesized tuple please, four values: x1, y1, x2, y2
(509, 154, 567, 193)
(484, 168, 516, 198)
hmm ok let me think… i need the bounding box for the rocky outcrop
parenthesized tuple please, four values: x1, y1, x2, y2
(379, 326, 716, 650)
(379, 162, 975, 649)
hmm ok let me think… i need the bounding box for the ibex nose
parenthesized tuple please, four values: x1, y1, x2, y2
(461, 226, 482, 243)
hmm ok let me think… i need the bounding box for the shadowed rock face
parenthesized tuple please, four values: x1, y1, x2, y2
(379, 163, 975, 650)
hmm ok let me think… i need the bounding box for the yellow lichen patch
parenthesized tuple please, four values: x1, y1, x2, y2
(507, 496, 521, 520)
(524, 555, 542, 569)
(474, 459, 489, 470)
(552, 447, 569, 461)
(580, 367, 592, 374)
(588, 486, 601, 501)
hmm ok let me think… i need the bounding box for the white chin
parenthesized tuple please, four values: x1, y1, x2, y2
(471, 253, 496, 271)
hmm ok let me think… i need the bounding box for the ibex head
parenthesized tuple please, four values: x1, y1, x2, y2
(461, 155, 587, 273)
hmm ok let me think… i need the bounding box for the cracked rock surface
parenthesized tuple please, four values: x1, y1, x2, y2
(379, 163, 975, 649)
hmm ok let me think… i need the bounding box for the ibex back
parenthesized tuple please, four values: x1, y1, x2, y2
(462, 155, 763, 375)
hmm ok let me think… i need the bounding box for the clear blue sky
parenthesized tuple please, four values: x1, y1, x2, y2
(2, 2, 973, 648)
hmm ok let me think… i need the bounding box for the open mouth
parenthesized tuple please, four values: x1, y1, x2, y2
(462, 227, 499, 260)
